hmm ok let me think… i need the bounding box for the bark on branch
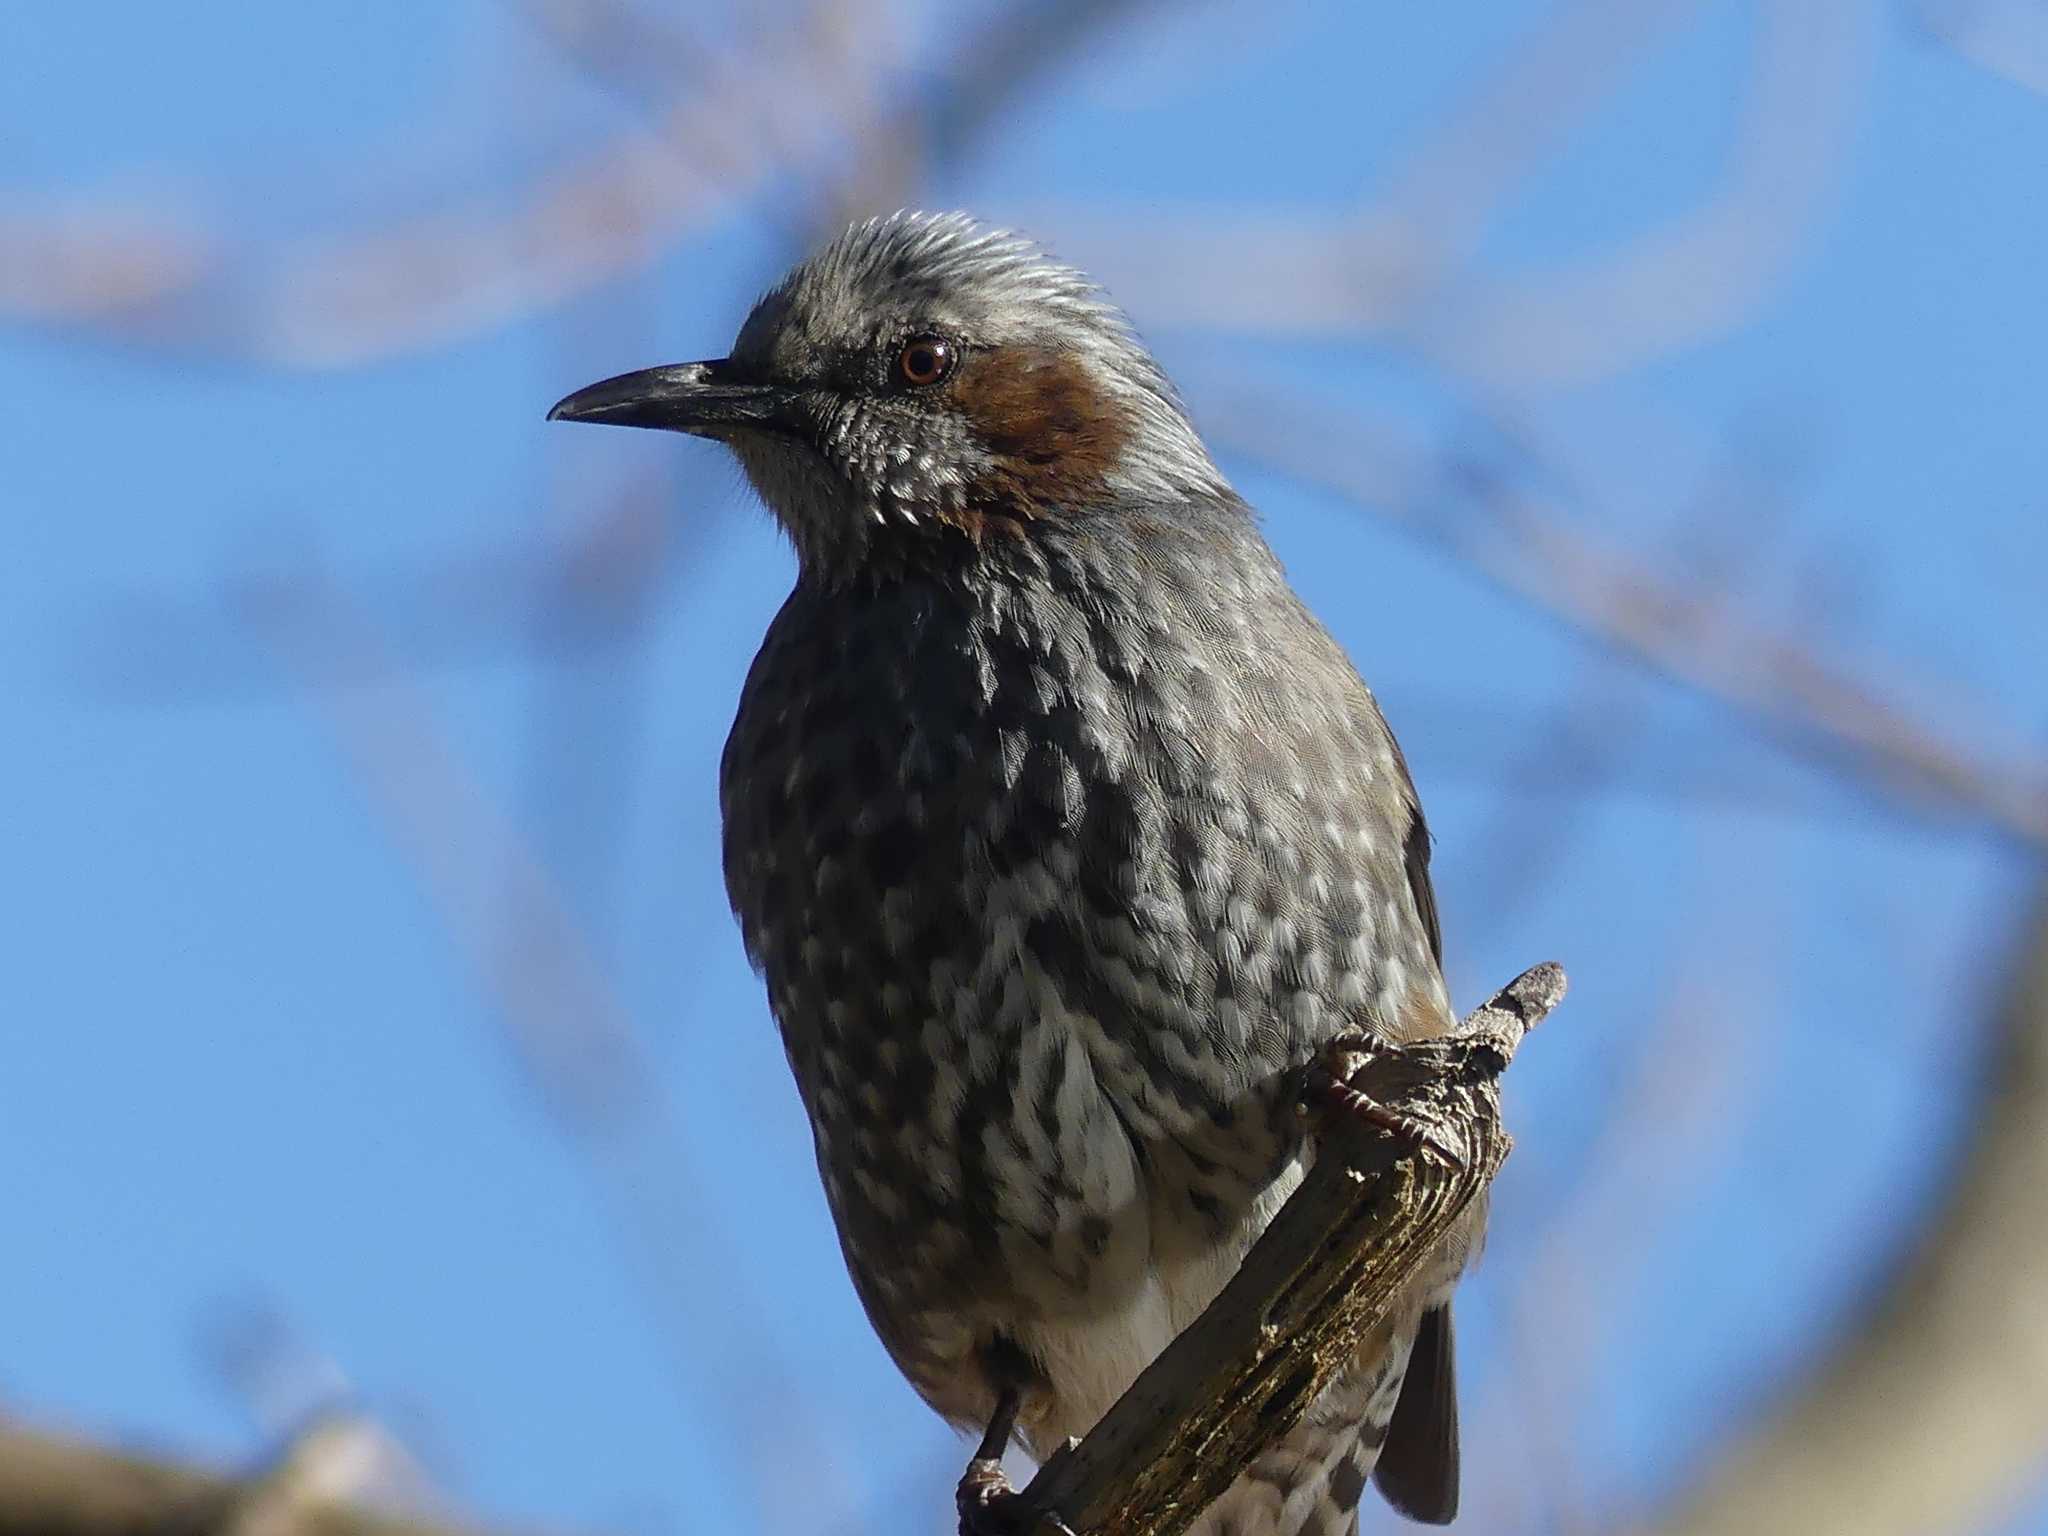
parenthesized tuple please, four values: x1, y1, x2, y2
(1012, 962, 1567, 1536)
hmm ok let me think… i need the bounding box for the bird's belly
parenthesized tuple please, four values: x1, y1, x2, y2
(798, 937, 1306, 1444)
(1006, 1147, 1309, 1451)
(805, 986, 1159, 1320)
(738, 769, 1316, 1433)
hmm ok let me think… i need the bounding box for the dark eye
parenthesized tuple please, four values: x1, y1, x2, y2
(895, 336, 955, 388)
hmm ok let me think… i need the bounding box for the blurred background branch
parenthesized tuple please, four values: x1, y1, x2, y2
(0, 1418, 480, 1536)
(1639, 876, 2048, 1536)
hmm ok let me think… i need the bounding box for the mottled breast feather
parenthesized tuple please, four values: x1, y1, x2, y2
(716, 496, 1451, 1424)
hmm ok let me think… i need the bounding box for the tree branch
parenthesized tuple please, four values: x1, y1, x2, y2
(0, 1416, 491, 1536)
(1013, 963, 1567, 1536)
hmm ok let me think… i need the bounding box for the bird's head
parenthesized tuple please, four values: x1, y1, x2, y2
(548, 212, 1227, 579)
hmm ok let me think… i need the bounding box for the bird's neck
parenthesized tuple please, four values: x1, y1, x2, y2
(798, 488, 1264, 598)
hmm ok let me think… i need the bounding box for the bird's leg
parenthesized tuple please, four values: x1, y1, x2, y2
(956, 1382, 1023, 1536)
(1306, 1035, 1461, 1164)
(958, 1334, 1064, 1536)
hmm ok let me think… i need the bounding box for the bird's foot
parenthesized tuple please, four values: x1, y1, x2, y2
(1306, 1036, 1462, 1165)
(956, 1456, 1023, 1536)
(956, 1464, 1079, 1536)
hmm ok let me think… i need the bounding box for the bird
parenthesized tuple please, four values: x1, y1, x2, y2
(549, 212, 1476, 1533)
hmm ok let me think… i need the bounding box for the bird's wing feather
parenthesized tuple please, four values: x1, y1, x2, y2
(1372, 1302, 1460, 1524)
(1402, 802, 1443, 969)
(1376, 742, 1462, 1525)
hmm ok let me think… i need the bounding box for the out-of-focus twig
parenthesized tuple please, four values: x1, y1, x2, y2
(1430, 0, 1872, 389)
(1371, 0, 1705, 278)
(1202, 386, 2048, 848)
(500, 0, 862, 249)
(0, 0, 856, 364)
(88, 491, 675, 699)
(227, 547, 737, 1367)
(1448, 419, 1808, 945)
(1041, 0, 1704, 335)
(195, 1302, 449, 1525)
(1917, 0, 2048, 99)
(1490, 873, 1778, 1533)
(0, 197, 216, 334)
(229, 552, 648, 1135)
(1054, 0, 1868, 394)
(0, 0, 1175, 365)
(0, 1419, 488, 1536)
(1639, 879, 2048, 1536)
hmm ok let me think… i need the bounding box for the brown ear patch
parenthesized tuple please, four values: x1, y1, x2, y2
(946, 346, 1131, 534)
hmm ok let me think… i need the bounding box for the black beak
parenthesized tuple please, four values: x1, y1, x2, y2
(546, 360, 783, 434)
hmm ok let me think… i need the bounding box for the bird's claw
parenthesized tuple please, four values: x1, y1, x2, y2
(1308, 1037, 1461, 1164)
(957, 1456, 1020, 1536)
(956, 1461, 1080, 1536)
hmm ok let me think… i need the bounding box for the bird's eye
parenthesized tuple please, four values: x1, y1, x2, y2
(895, 336, 955, 389)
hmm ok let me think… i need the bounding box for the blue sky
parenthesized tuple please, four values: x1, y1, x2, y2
(5, 3, 2046, 1533)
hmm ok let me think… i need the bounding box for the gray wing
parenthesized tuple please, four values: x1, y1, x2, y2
(1372, 725, 1463, 1524)
(1373, 1302, 1460, 1523)
(1404, 802, 1443, 968)
(1008, 532, 1458, 1196)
